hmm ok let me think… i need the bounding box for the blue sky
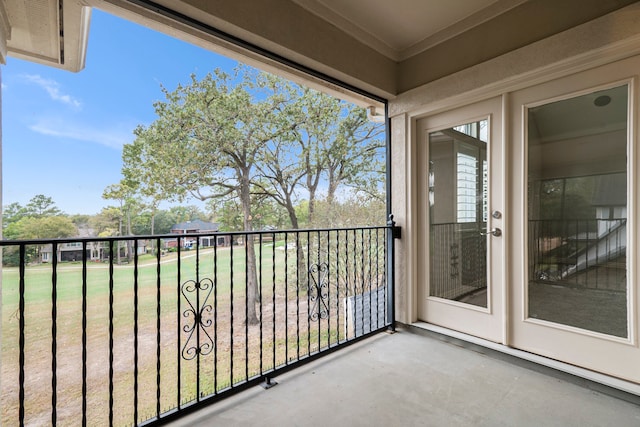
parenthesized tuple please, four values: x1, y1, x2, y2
(2, 9, 238, 215)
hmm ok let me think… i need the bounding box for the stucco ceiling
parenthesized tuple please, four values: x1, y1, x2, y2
(4, 0, 636, 98)
(292, 0, 528, 60)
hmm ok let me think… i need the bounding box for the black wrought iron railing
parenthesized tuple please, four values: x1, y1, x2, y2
(529, 218, 627, 290)
(0, 225, 398, 426)
(429, 223, 487, 301)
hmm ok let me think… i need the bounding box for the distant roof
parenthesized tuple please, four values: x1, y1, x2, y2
(171, 219, 220, 232)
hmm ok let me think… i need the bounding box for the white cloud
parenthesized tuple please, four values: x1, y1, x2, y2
(30, 117, 134, 149)
(1, 83, 6, 91)
(21, 74, 82, 109)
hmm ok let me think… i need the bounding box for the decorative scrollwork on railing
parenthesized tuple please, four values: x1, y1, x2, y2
(181, 278, 215, 360)
(309, 262, 330, 322)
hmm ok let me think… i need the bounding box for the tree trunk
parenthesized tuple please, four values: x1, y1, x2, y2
(286, 202, 308, 291)
(151, 210, 156, 254)
(117, 217, 122, 265)
(326, 174, 340, 225)
(240, 175, 260, 325)
(327, 178, 339, 206)
(308, 188, 316, 227)
(126, 209, 133, 262)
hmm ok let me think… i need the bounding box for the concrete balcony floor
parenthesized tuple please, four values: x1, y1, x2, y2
(170, 327, 640, 427)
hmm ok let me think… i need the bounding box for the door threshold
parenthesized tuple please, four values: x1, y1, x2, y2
(407, 321, 640, 404)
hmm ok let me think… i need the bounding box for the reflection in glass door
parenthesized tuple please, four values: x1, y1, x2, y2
(527, 85, 628, 337)
(429, 120, 488, 307)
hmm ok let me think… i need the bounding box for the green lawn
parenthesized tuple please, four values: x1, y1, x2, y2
(1, 234, 386, 426)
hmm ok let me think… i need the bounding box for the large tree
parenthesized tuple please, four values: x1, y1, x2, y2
(8, 216, 77, 240)
(121, 67, 292, 324)
(324, 105, 385, 209)
(252, 79, 385, 284)
(116, 66, 386, 322)
(90, 207, 122, 237)
(3, 195, 71, 241)
(3, 202, 26, 230)
(3, 195, 63, 230)
(25, 194, 63, 218)
(103, 183, 141, 263)
(254, 81, 385, 228)
(294, 87, 342, 225)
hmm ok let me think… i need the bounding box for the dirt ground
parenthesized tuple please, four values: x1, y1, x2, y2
(2, 289, 360, 426)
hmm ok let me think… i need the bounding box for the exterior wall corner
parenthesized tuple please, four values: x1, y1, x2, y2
(390, 112, 415, 324)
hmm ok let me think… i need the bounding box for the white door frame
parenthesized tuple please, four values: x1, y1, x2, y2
(507, 57, 640, 383)
(416, 96, 506, 343)
(411, 55, 640, 384)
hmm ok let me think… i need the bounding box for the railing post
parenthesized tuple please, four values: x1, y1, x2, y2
(387, 215, 401, 331)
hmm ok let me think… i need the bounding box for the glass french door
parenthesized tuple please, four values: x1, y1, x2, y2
(417, 97, 505, 343)
(509, 57, 640, 383)
(417, 57, 640, 383)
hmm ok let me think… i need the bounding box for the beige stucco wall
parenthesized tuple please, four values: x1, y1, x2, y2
(390, 113, 413, 324)
(388, 2, 640, 325)
(396, 0, 637, 94)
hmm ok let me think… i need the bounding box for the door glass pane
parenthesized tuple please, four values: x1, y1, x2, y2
(527, 85, 628, 337)
(429, 120, 488, 307)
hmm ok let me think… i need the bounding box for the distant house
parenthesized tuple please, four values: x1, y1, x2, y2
(40, 226, 149, 263)
(40, 227, 103, 263)
(166, 219, 231, 248)
(41, 241, 91, 263)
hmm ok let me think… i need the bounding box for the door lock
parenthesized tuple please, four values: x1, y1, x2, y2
(481, 228, 502, 237)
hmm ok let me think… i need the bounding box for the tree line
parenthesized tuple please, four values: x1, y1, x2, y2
(2, 193, 384, 242)
(3, 195, 203, 240)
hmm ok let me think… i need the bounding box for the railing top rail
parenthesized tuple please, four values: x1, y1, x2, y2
(0, 224, 396, 246)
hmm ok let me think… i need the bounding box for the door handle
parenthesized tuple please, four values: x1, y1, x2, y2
(481, 228, 502, 237)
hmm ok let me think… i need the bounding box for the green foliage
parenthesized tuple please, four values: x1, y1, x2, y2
(167, 206, 208, 224)
(251, 197, 289, 230)
(4, 66, 389, 305)
(3, 195, 74, 241)
(538, 176, 597, 221)
(313, 194, 387, 228)
(69, 214, 91, 227)
(25, 194, 63, 217)
(294, 200, 310, 228)
(209, 199, 243, 231)
(152, 210, 182, 235)
(1, 246, 27, 267)
(3, 195, 64, 231)
(210, 198, 287, 231)
(6, 216, 77, 240)
(90, 206, 123, 237)
(3, 202, 26, 229)
(2, 216, 78, 266)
